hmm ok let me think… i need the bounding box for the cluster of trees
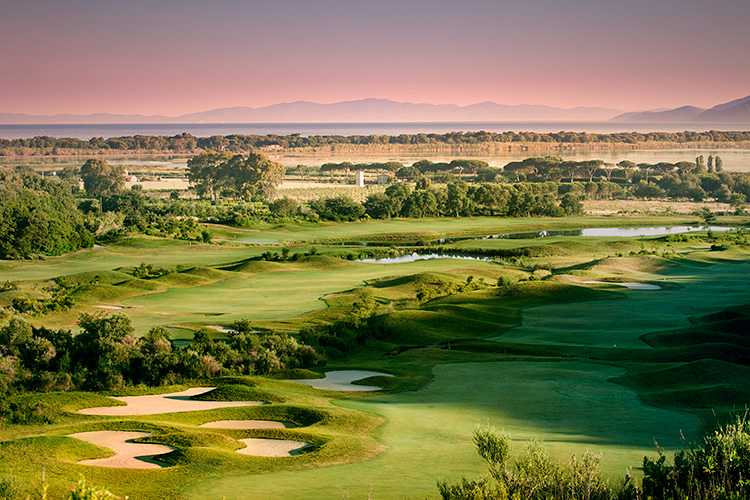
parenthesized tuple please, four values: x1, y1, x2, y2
(492, 155, 747, 206)
(0, 314, 320, 393)
(438, 421, 750, 500)
(299, 295, 389, 355)
(499, 155, 725, 183)
(0, 166, 93, 259)
(187, 151, 285, 200)
(309, 181, 583, 221)
(295, 155, 749, 208)
(318, 159, 493, 180)
(0, 152, 288, 259)
(3, 131, 750, 156)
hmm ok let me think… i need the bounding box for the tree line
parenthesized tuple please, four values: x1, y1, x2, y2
(309, 181, 583, 221)
(3, 130, 750, 155)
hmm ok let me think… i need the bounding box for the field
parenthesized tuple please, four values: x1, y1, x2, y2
(1, 213, 749, 500)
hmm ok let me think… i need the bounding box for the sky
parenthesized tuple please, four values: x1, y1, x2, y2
(1, 0, 749, 116)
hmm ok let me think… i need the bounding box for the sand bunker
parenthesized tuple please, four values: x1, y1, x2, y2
(286, 370, 394, 392)
(201, 420, 296, 429)
(206, 325, 236, 333)
(94, 305, 124, 310)
(78, 387, 265, 416)
(69, 431, 175, 469)
(583, 281, 661, 290)
(236, 438, 311, 457)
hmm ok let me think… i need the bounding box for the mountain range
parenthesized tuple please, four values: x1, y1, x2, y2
(0, 99, 622, 124)
(611, 95, 750, 123)
(0, 95, 748, 125)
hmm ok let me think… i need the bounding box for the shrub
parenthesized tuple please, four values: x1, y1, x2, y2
(0, 475, 20, 500)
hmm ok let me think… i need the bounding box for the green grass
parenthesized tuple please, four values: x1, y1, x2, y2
(2, 215, 750, 500)
(211, 215, 714, 245)
(185, 360, 702, 500)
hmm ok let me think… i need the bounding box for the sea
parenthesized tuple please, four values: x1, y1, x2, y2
(1, 121, 749, 140)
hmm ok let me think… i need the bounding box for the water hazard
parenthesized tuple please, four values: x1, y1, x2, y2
(356, 226, 740, 263)
(437, 225, 739, 243)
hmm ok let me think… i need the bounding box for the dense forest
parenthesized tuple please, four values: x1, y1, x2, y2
(2, 130, 750, 156)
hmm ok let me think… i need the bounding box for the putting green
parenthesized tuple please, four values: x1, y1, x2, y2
(184, 360, 701, 500)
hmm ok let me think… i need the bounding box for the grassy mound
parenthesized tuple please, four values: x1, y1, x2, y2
(263, 369, 323, 380)
(220, 259, 289, 273)
(645, 310, 750, 350)
(11, 391, 125, 414)
(192, 385, 284, 404)
(614, 359, 750, 410)
(588, 254, 673, 275)
(139, 430, 239, 450)
(0, 435, 103, 464)
(181, 267, 232, 280)
(59, 270, 133, 287)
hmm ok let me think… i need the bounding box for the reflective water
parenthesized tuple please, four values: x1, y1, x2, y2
(357, 253, 493, 264)
(356, 226, 740, 262)
(439, 225, 739, 243)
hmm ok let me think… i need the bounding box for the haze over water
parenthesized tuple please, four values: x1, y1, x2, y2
(2, 121, 749, 141)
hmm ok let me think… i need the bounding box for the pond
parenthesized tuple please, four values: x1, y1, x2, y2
(346, 225, 740, 248)
(438, 225, 739, 243)
(356, 226, 741, 263)
(357, 252, 493, 264)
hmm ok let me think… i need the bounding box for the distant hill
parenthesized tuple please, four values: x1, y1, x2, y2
(610, 105, 706, 123)
(4, 95, 748, 125)
(0, 98, 622, 125)
(610, 95, 750, 123)
(694, 95, 750, 122)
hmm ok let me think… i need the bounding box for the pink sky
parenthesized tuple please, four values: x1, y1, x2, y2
(1, 0, 749, 116)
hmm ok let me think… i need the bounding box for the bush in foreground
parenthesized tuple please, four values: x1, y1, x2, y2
(439, 416, 750, 500)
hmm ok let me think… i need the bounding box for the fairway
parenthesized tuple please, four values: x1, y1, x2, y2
(105, 258, 501, 332)
(495, 259, 750, 348)
(185, 361, 701, 500)
(213, 215, 704, 245)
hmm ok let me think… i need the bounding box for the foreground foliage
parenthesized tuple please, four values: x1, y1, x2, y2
(440, 418, 750, 500)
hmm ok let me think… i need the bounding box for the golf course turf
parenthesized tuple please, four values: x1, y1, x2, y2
(1, 215, 749, 500)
